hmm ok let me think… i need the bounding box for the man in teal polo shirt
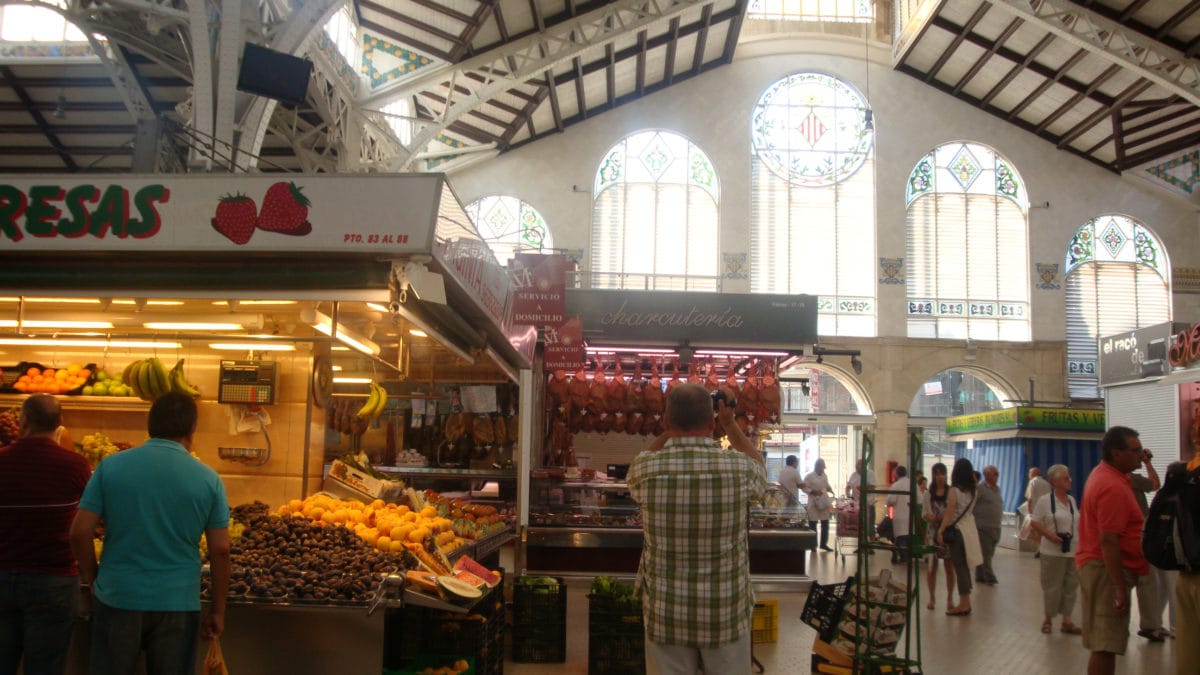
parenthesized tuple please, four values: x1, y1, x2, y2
(70, 392, 231, 675)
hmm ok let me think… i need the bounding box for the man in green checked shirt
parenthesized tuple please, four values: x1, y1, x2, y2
(628, 383, 767, 674)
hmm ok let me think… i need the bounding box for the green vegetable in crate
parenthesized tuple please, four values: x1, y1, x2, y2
(590, 575, 640, 605)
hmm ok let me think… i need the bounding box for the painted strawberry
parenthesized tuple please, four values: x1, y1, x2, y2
(211, 194, 257, 245)
(257, 181, 312, 235)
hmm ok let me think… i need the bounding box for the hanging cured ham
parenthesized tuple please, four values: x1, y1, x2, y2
(547, 368, 569, 408)
(568, 365, 590, 411)
(760, 371, 781, 423)
(704, 360, 721, 393)
(644, 360, 664, 413)
(666, 359, 683, 393)
(626, 362, 645, 414)
(589, 362, 609, 413)
(606, 359, 628, 412)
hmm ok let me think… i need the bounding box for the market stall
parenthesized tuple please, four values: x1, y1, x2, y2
(520, 289, 820, 582)
(0, 173, 530, 674)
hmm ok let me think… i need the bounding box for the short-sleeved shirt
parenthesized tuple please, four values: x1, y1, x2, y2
(974, 483, 1003, 529)
(79, 438, 229, 611)
(628, 437, 768, 648)
(1033, 491, 1078, 558)
(847, 469, 876, 498)
(1026, 475, 1052, 507)
(0, 437, 91, 575)
(777, 465, 803, 505)
(1075, 460, 1148, 576)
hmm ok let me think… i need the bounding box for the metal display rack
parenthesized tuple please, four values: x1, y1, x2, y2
(811, 434, 926, 674)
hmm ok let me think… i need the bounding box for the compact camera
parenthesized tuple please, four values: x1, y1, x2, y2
(1058, 532, 1073, 553)
(711, 389, 737, 411)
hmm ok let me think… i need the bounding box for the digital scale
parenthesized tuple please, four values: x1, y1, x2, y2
(217, 360, 277, 405)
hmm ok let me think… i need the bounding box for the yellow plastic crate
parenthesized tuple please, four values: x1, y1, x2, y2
(752, 599, 779, 644)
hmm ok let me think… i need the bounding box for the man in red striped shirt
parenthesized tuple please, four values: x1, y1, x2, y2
(0, 394, 91, 675)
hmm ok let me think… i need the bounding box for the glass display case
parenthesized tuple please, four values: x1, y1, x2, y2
(524, 476, 816, 582)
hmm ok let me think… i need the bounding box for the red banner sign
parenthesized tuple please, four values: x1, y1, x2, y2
(1170, 322, 1200, 368)
(543, 317, 584, 371)
(509, 253, 567, 326)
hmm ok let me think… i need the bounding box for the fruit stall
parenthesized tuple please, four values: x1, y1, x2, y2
(0, 173, 532, 674)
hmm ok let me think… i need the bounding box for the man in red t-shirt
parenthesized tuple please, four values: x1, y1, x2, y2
(1075, 426, 1149, 675)
(0, 394, 91, 675)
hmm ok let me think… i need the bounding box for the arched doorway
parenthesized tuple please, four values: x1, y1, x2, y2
(907, 367, 1019, 478)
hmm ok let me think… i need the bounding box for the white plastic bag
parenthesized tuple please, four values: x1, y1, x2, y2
(1017, 502, 1033, 541)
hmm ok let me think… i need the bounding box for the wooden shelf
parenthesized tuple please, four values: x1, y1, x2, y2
(0, 393, 151, 413)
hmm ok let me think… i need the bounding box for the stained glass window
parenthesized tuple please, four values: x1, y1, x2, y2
(905, 142, 1030, 340)
(1064, 215, 1170, 399)
(750, 73, 876, 337)
(590, 130, 719, 290)
(464, 196, 554, 266)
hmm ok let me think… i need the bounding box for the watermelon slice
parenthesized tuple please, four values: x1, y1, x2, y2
(453, 569, 489, 589)
(454, 555, 501, 587)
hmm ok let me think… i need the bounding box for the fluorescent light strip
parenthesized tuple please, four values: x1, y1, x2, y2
(0, 297, 100, 304)
(208, 343, 296, 351)
(111, 299, 185, 306)
(0, 320, 114, 329)
(409, 328, 428, 337)
(144, 322, 245, 331)
(585, 346, 677, 354)
(332, 377, 372, 384)
(211, 300, 298, 306)
(0, 338, 182, 348)
(301, 309, 381, 356)
(694, 349, 790, 357)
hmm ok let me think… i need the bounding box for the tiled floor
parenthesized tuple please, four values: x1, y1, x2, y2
(502, 544, 1179, 674)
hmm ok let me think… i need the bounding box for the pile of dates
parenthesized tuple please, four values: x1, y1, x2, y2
(205, 515, 400, 605)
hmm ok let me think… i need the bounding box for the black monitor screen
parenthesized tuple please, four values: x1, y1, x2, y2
(237, 42, 313, 106)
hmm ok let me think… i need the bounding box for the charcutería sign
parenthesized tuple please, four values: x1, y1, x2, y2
(566, 289, 817, 345)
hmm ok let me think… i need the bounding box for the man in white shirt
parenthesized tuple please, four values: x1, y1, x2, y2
(1024, 467, 1052, 555)
(777, 455, 803, 506)
(886, 466, 912, 562)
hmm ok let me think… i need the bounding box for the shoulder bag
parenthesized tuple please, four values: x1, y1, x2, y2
(940, 490, 976, 546)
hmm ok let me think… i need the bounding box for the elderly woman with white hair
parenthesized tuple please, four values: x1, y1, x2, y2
(1029, 463, 1083, 635)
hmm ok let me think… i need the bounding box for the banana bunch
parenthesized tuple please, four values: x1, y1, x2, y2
(356, 381, 388, 418)
(122, 358, 201, 402)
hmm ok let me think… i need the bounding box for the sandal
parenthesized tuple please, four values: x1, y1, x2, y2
(1041, 620, 1052, 634)
(1061, 623, 1082, 635)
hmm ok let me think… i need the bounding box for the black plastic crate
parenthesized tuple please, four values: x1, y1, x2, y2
(801, 576, 855, 643)
(588, 594, 645, 675)
(384, 573, 506, 675)
(511, 576, 566, 663)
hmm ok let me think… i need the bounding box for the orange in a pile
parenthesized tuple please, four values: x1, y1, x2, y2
(12, 364, 91, 394)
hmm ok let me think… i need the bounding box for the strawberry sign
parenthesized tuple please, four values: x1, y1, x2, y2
(0, 174, 451, 253)
(211, 182, 313, 245)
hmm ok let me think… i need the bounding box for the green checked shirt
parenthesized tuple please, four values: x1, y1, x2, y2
(628, 436, 768, 648)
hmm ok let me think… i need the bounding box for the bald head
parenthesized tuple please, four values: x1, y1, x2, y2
(665, 383, 714, 433)
(21, 393, 62, 437)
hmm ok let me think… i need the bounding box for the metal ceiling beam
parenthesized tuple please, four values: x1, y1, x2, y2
(664, 16, 681, 84)
(358, 0, 461, 44)
(365, 0, 714, 169)
(1155, 1, 1200, 41)
(895, 61, 1115, 172)
(360, 18, 452, 60)
(927, 3, 990, 83)
(721, 0, 747, 62)
(953, 16, 1024, 95)
(985, 0, 1200, 106)
(0, 67, 76, 170)
(1119, 128, 1200, 169)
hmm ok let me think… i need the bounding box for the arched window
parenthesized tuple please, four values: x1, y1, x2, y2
(905, 142, 1030, 340)
(464, 196, 554, 266)
(747, 0, 874, 22)
(750, 72, 876, 337)
(908, 368, 1014, 465)
(591, 130, 719, 290)
(1064, 215, 1170, 398)
(323, 5, 359, 68)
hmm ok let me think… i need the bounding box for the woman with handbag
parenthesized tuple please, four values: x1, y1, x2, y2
(922, 463, 953, 610)
(804, 458, 835, 551)
(938, 458, 983, 616)
(1028, 464, 1083, 635)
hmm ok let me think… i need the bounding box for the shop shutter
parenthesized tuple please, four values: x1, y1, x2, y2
(1105, 381, 1178, 482)
(1066, 263, 1170, 399)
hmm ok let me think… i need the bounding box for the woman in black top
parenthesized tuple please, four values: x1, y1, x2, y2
(923, 462, 952, 610)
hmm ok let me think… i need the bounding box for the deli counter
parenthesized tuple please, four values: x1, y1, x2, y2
(522, 476, 815, 583)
